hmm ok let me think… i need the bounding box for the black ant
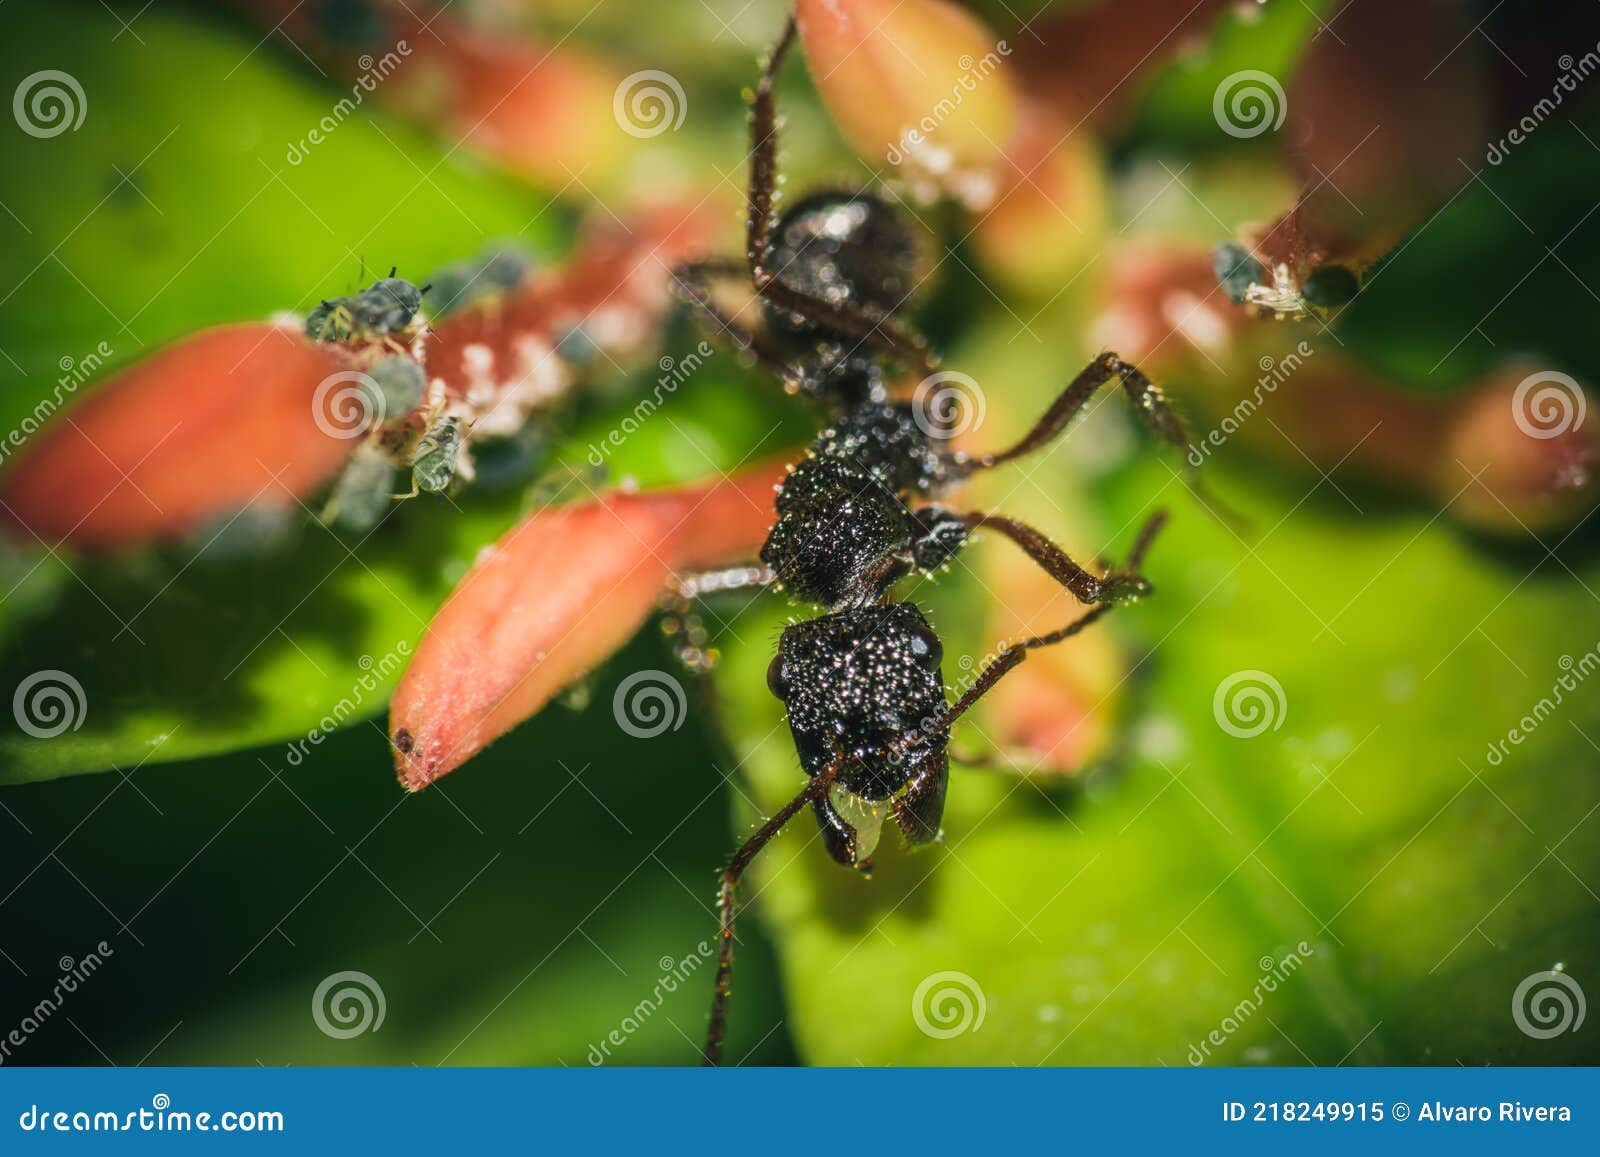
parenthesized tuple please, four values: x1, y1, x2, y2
(670, 15, 1205, 1066)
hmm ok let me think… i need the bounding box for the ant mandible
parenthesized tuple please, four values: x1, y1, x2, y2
(671, 15, 1203, 1066)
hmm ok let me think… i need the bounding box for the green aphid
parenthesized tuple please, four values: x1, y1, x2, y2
(367, 355, 427, 421)
(476, 245, 532, 291)
(305, 297, 356, 342)
(1211, 242, 1265, 306)
(422, 243, 535, 319)
(322, 445, 397, 532)
(404, 415, 463, 497)
(305, 274, 427, 343)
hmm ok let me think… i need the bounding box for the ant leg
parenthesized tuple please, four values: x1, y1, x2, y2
(661, 565, 777, 781)
(951, 510, 1153, 605)
(756, 279, 938, 377)
(661, 564, 777, 673)
(946, 352, 1241, 527)
(741, 18, 937, 376)
(705, 755, 844, 1067)
(947, 352, 1191, 474)
(744, 16, 794, 280)
(941, 513, 1167, 730)
(671, 260, 804, 389)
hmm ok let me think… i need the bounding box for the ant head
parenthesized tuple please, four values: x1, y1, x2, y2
(763, 189, 920, 346)
(768, 602, 947, 802)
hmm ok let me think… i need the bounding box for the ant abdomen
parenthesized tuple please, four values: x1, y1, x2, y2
(762, 189, 921, 347)
(822, 401, 949, 494)
(760, 400, 964, 607)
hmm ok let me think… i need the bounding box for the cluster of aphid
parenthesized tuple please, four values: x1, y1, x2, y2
(669, 19, 1209, 1065)
(309, 246, 539, 532)
(304, 270, 456, 530)
(1211, 240, 1360, 321)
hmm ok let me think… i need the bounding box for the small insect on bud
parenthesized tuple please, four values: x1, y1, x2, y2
(307, 273, 428, 345)
(408, 415, 464, 495)
(423, 242, 536, 320)
(1211, 242, 1265, 306)
(368, 355, 428, 419)
(321, 443, 398, 533)
(794, 0, 1019, 210)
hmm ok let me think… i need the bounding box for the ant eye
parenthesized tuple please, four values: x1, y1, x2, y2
(906, 622, 942, 668)
(766, 653, 790, 700)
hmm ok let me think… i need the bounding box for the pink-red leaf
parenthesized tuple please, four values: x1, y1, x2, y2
(391, 461, 788, 790)
(0, 323, 353, 550)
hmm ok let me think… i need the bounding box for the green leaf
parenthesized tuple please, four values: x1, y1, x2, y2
(1127, 0, 1327, 148)
(0, 632, 798, 1067)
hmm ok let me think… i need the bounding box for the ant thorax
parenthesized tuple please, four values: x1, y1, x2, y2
(760, 399, 960, 608)
(822, 401, 951, 495)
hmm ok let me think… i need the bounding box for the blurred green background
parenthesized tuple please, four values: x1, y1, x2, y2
(1, 0, 1598, 1066)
